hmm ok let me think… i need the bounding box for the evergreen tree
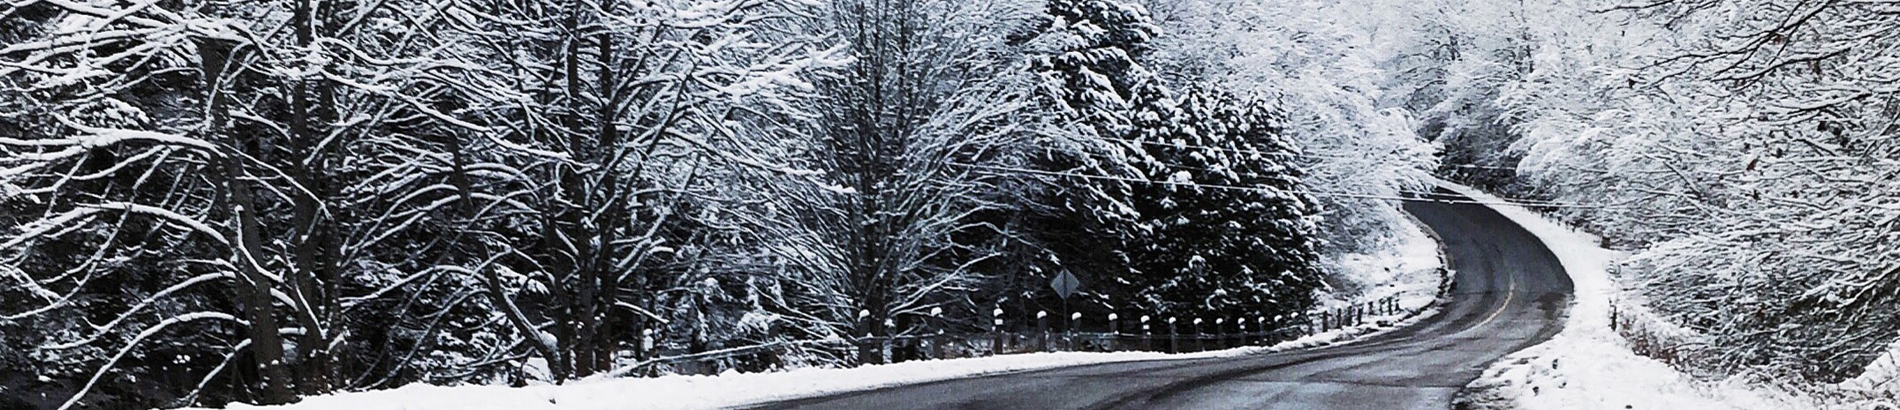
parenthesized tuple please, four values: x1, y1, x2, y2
(1125, 87, 1325, 319)
(1032, 0, 1162, 137)
(1006, 0, 1163, 317)
(1017, 0, 1322, 322)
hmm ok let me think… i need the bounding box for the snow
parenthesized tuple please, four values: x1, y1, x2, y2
(1839, 340, 1900, 396)
(217, 316, 1445, 410)
(1321, 211, 1444, 313)
(1438, 179, 1818, 410)
(215, 347, 1289, 410)
(68, 124, 221, 151)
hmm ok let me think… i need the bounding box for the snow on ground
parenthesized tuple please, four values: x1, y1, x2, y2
(1438, 180, 1819, 410)
(217, 351, 1226, 410)
(213, 309, 1448, 410)
(213, 332, 1406, 410)
(1322, 212, 1446, 316)
(1843, 342, 1900, 392)
(1836, 341, 1900, 408)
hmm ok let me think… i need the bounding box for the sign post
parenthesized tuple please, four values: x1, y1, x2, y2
(1049, 271, 1082, 350)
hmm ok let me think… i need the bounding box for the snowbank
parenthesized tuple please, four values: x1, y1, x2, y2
(217, 340, 1377, 410)
(1439, 180, 1814, 410)
(218, 308, 1452, 410)
(219, 351, 1217, 410)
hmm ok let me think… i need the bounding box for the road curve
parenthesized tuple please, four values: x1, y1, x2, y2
(750, 189, 1574, 410)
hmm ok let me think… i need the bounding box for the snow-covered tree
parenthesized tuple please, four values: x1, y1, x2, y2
(1009, 0, 1339, 321)
(423, 0, 844, 381)
(993, 0, 1157, 317)
(0, 0, 388, 405)
(1122, 87, 1325, 318)
(744, 0, 1036, 365)
(1591, 0, 1900, 380)
(1137, 0, 1437, 260)
(0, 0, 840, 405)
(1381, 0, 1900, 381)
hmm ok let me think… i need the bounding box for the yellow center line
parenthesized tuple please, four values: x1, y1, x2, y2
(1475, 278, 1517, 328)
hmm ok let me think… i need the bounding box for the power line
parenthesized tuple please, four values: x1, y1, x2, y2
(1095, 135, 1377, 162)
(1021, 147, 1614, 209)
(951, 162, 1619, 209)
(1091, 135, 1597, 172)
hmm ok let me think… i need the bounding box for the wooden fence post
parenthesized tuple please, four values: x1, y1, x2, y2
(856, 309, 874, 366)
(1037, 310, 1049, 352)
(1236, 319, 1246, 347)
(1215, 318, 1226, 349)
(1141, 315, 1152, 352)
(1068, 312, 1080, 351)
(930, 307, 945, 360)
(1168, 317, 1179, 354)
(991, 307, 1004, 356)
(1192, 318, 1204, 352)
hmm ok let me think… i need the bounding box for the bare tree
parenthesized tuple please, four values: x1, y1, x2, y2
(742, 0, 1040, 364)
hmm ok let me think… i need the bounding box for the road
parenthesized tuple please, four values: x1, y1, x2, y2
(750, 189, 1574, 410)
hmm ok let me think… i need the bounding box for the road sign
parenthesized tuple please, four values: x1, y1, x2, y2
(1050, 271, 1081, 299)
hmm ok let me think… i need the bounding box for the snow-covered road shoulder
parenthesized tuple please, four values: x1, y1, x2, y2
(1438, 180, 1812, 410)
(221, 311, 1453, 410)
(218, 347, 1302, 410)
(224, 352, 1192, 410)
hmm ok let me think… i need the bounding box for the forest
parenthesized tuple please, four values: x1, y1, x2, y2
(10, 0, 1896, 407)
(0, 0, 1433, 408)
(1391, 0, 1900, 385)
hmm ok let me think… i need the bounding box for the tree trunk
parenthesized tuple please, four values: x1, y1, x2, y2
(287, 0, 337, 392)
(226, 155, 297, 405)
(450, 136, 571, 382)
(550, 0, 587, 380)
(588, 15, 623, 375)
(200, 38, 296, 405)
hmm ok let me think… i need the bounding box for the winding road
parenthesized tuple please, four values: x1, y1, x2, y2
(750, 189, 1575, 409)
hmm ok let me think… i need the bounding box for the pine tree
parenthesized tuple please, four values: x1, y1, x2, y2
(1124, 87, 1324, 319)
(1017, 0, 1321, 323)
(1032, 0, 1162, 137)
(1003, 0, 1162, 317)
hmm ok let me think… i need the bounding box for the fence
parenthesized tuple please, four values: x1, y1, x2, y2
(620, 296, 1408, 376)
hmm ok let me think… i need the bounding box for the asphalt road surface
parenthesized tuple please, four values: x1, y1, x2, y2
(751, 189, 1574, 410)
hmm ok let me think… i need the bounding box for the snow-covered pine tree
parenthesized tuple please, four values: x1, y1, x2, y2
(1015, 0, 1323, 323)
(1033, 0, 1161, 137)
(1006, 0, 1160, 317)
(1124, 87, 1324, 320)
(1133, 0, 1436, 259)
